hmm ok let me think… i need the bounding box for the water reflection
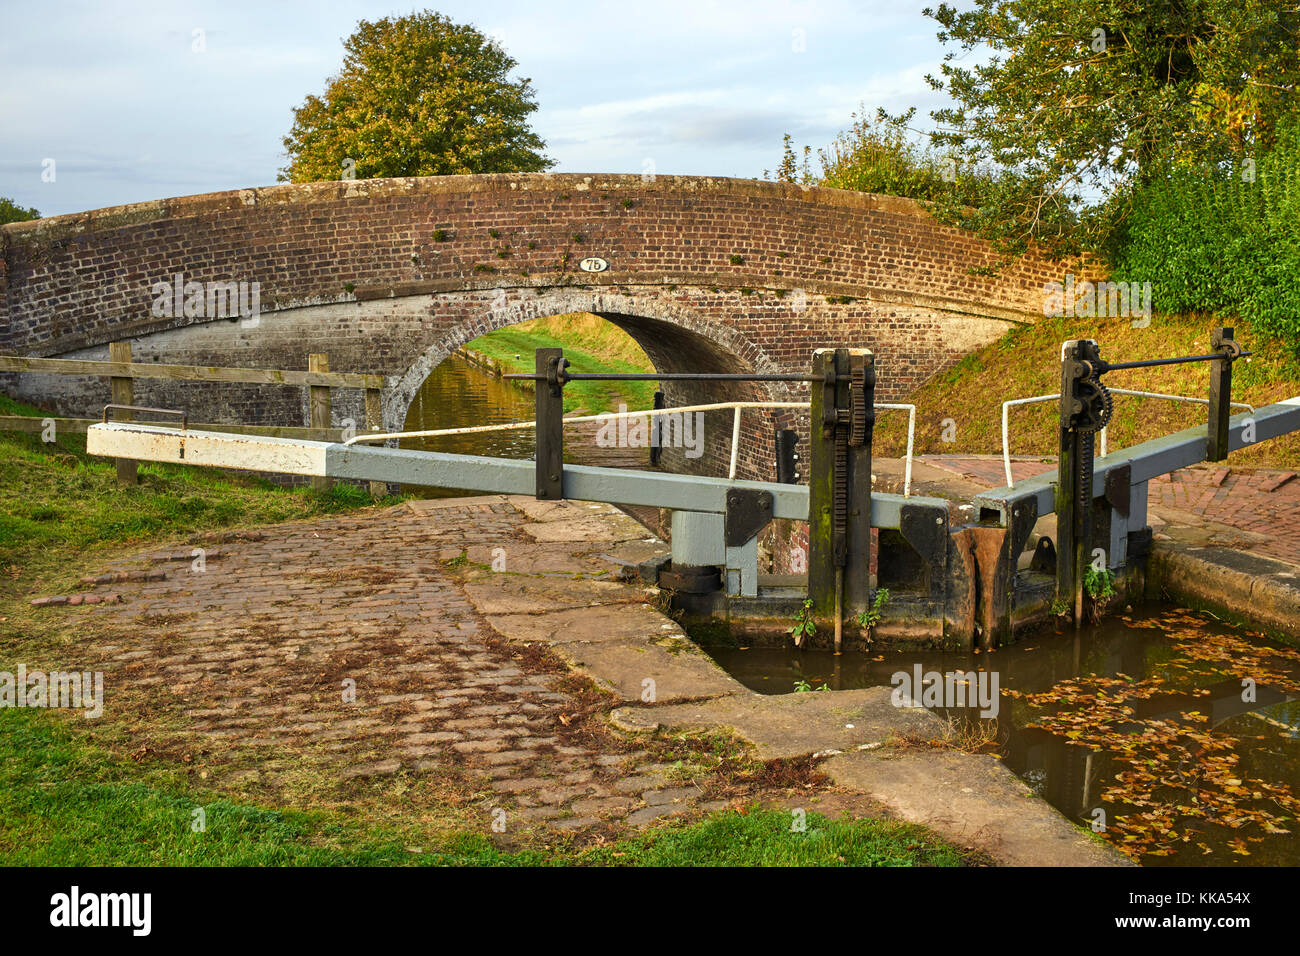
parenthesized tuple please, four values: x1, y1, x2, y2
(701, 609, 1300, 865)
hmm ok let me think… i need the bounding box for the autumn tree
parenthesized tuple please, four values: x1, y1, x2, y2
(0, 197, 40, 225)
(281, 11, 553, 182)
(923, 0, 1300, 258)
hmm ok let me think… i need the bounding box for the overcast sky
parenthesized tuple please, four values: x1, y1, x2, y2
(1, 0, 958, 218)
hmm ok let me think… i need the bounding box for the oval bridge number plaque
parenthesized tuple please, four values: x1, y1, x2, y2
(578, 257, 609, 273)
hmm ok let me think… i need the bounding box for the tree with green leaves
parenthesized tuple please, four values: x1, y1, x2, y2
(0, 197, 40, 225)
(922, 0, 1300, 259)
(280, 11, 553, 182)
(809, 107, 998, 208)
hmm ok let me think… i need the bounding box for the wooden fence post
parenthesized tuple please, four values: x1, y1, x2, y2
(108, 341, 138, 485)
(1208, 327, 1234, 462)
(364, 386, 386, 498)
(309, 353, 332, 492)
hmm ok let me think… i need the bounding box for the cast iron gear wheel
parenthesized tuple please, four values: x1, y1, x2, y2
(1075, 375, 1114, 433)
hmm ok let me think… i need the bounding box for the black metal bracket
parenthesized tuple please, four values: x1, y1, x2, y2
(545, 355, 569, 395)
(1005, 496, 1038, 564)
(1030, 536, 1057, 574)
(1127, 526, 1153, 558)
(774, 428, 798, 483)
(725, 488, 773, 547)
(1104, 463, 1132, 517)
(898, 503, 948, 600)
(649, 390, 665, 466)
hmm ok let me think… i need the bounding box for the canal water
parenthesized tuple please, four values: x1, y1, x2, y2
(701, 606, 1300, 866)
(400, 354, 646, 495)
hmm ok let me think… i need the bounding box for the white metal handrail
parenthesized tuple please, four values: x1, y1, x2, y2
(875, 404, 916, 497)
(348, 399, 918, 497)
(1001, 389, 1254, 488)
(344, 401, 798, 444)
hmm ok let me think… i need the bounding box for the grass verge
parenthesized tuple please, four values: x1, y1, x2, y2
(0, 708, 968, 867)
(462, 313, 657, 413)
(876, 313, 1300, 469)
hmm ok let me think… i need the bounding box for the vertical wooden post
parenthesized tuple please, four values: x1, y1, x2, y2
(649, 389, 665, 466)
(108, 341, 137, 485)
(309, 353, 332, 492)
(1207, 327, 1234, 462)
(534, 348, 564, 499)
(364, 386, 386, 498)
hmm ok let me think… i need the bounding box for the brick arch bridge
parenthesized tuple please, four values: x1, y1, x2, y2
(1, 173, 1064, 480)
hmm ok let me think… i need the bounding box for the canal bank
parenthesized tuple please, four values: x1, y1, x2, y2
(1149, 544, 1300, 642)
(24, 477, 1300, 864)
(23, 489, 1123, 865)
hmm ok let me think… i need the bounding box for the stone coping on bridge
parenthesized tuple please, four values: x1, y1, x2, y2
(1, 173, 945, 239)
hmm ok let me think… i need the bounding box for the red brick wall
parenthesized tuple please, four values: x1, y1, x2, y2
(2, 173, 1062, 356)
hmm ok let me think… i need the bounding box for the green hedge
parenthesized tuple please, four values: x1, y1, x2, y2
(1112, 122, 1300, 348)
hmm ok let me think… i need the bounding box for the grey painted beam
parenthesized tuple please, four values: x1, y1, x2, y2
(974, 397, 1300, 524)
(90, 421, 944, 530)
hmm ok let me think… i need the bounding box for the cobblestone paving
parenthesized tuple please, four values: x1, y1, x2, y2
(921, 455, 1300, 566)
(64, 499, 737, 836)
(1147, 468, 1300, 564)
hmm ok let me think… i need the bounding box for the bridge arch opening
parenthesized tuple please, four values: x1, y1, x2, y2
(387, 292, 805, 483)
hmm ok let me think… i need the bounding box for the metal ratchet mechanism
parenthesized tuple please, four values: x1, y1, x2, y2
(821, 360, 875, 570)
(1056, 331, 1248, 625)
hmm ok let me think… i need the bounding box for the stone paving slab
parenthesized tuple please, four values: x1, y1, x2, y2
(459, 543, 617, 576)
(485, 604, 682, 647)
(521, 515, 651, 545)
(548, 636, 745, 704)
(461, 573, 653, 614)
(825, 750, 1129, 866)
(611, 685, 1128, 865)
(611, 686, 937, 759)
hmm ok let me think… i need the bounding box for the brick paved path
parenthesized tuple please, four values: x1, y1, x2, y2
(920, 455, 1300, 566)
(62, 499, 741, 838)
(916, 454, 1057, 489)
